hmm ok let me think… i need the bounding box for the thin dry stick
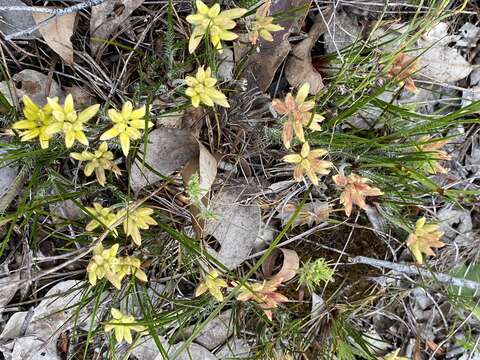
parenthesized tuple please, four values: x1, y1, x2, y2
(3, 0, 107, 40)
(351, 256, 480, 290)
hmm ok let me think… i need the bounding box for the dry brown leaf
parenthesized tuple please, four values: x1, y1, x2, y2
(268, 248, 300, 284)
(285, 9, 332, 94)
(426, 339, 445, 357)
(0, 272, 20, 312)
(33, 12, 76, 66)
(243, 0, 311, 91)
(90, 0, 145, 54)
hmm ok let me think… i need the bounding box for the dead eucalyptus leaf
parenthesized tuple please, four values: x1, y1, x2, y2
(285, 9, 332, 93)
(416, 45, 472, 82)
(13, 69, 64, 106)
(176, 309, 233, 350)
(49, 199, 83, 223)
(413, 22, 472, 82)
(90, 0, 145, 54)
(32, 12, 76, 66)
(130, 128, 199, 192)
(204, 186, 261, 269)
(324, 10, 362, 54)
(0, 156, 19, 214)
(243, 0, 311, 91)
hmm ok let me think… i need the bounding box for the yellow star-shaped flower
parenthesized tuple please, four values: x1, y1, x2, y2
(186, 0, 246, 53)
(104, 308, 146, 344)
(47, 94, 100, 148)
(185, 66, 229, 108)
(100, 101, 154, 156)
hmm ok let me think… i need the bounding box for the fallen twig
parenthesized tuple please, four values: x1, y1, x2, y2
(350, 256, 480, 290)
(3, 0, 107, 40)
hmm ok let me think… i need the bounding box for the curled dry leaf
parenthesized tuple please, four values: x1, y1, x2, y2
(0, 152, 20, 214)
(285, 9, 332, 94)
(0, 271, 20, 312)
(243, 0, 311, 91)
(0, 281, 98, 360)
(90, 0, 145, 54)
(32, 12, 76, 66)
(267, 248, 300, 284)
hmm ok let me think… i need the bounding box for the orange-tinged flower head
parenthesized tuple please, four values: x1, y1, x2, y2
(272, 83, 324, 148)
(282, 142, 332, 186)
(237, 280, 289, 320)
(387, 53, 418, 93)
(332, 173, 383, 217)
(406, 217, 445, 264)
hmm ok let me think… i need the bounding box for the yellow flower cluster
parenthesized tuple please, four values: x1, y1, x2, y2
(187, 0, 246, 53)
(249, 2, 283, 45)
(100, 101, 153, 156)
(12, 95, 99, 149)
(85, 203, 157, 246)
(406, 217, 445, 264)
(184, 1, 281, 109)
(270, 83, 333, 186)
(12, 97, 152, 187)
(195, 270, 228, 302)
(87, 242, 148, 289)
(70, 142, 121, 186)
(194, 268, 292, 321)
(185, 66, 229, 108)
(12, 98, 150, 153)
